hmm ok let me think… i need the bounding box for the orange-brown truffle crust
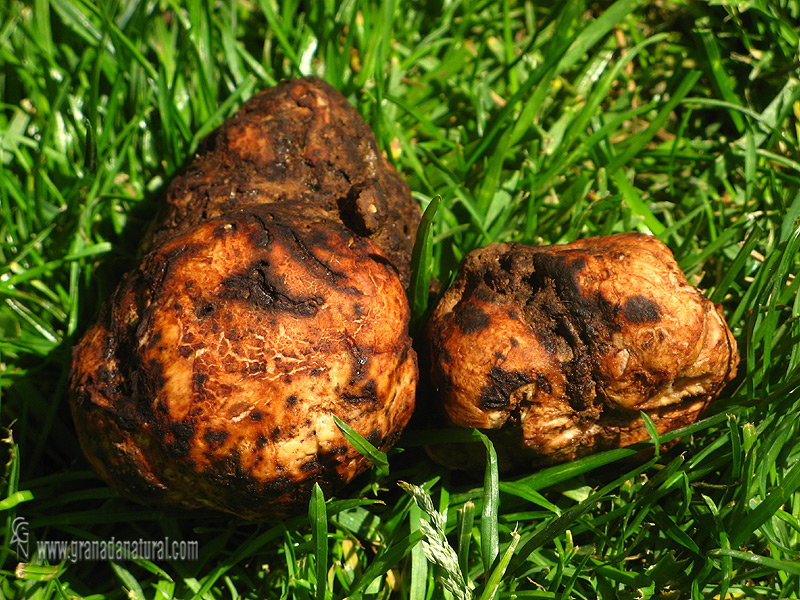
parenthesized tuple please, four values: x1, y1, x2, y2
(70, 208, 417, 519)
(427, 233, 738, 463)
(147, 77, 420, 284)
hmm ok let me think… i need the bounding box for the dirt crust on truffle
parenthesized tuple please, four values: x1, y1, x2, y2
(70, 208, 417, 519)
(146, 76, 421, 284)
(427, 233, 738, 463)
(70, 77, 421, 519)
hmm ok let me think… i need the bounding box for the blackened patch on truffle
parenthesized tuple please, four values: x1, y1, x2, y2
(246, 221, 272, 248)
(439, 344, 453, 364)
(205, 452, 260, 498)
(94, 364, 114, 386)
(455, 303, 490, 334)
(195, 302, 215, 319)
(343, 379, 379, 403)
(168, 420, 195, 457)
(219, 260, 323, 316)
(301, 459, 321, 472)
(203, 429, 229, 449)
(262, 476, 293, 494)
(480, 367, 532, 410)
(348, 341, 370, 384)
(337, 185, 372, 237)
(472, 285, 497, 304)
(623, 295, 662, 324)
(147, 359, 166, 389)
(193, 372, 208, 392)
(537, 373, 553, 395)
(366, 428, 382, 446)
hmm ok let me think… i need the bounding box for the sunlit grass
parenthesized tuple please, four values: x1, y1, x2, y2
(2, 0, 800, 598)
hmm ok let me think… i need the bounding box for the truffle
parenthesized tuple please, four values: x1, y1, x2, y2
(427, 233, 738, 463)
(71, 209, 417, 519)
(69, 77, 420, 518)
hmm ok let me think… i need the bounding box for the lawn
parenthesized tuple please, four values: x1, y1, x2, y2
(2, 0, 800, 598)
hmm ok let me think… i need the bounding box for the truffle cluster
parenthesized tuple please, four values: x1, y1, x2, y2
(71, 78, 740, 518)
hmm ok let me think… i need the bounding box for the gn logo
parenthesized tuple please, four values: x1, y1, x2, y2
(10, 517, 29, 561)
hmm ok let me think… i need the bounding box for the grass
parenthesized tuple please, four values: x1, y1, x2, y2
(1, 0, 800, 597)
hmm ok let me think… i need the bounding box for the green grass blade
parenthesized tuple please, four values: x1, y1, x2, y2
(710, 548, 800, 577)
(640, 411, 660, 459)
(457, 500, 475, 586)
(348, 530, 425, 597)
(408, 502, 428, 600)
(731, 459, 800, 549)
(309, 483, 329, 600)
(478, 530, 520, 600)
(408, 194, 441, 328)
(0, 490, 34, 511)
(14, 562, 65, 581)
(110, 561, 146, 600)
(695, 28, 745, 133)
(477, 432, 499, 574)
(333, 414, 390, 478)
(399, 481, 471, 600)
(606, 70, 702, 175)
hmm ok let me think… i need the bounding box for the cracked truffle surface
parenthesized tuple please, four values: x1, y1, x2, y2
(146, 76, 420, 284)
(70, 77, 420, 518)
(70, 208, 417, 519)
(427, 233, 738, 463)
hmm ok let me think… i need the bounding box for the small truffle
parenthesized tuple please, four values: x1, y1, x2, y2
(427, 233, 738, 463)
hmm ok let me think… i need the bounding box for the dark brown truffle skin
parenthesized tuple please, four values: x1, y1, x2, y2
(427, 233, 738, 464)
(70, 208, 417, 519)
(146, 77, 421, 284)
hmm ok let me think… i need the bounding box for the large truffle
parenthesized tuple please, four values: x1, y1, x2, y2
(70, 77, 421, 518)
(427, 233, 738, 463)
(70, 208, 417, 519)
